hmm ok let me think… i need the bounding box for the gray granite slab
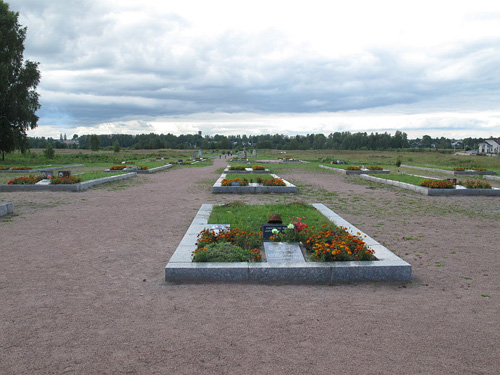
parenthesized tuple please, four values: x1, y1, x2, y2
(263, 242, 304, 263)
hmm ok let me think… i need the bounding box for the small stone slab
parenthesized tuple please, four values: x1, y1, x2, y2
(35, 179, 51, 185)
(263, 242, 304, 263)
(0, 202, 13, 216)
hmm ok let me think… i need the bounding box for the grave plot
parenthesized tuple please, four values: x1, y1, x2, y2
(0, 171, 137, 192)
(165, 203, 411, 283)
(401, 164, 497, 176)
(361, 174, 500, 196)
(212, 172, 297, 193)
(320, 164, 390, 175)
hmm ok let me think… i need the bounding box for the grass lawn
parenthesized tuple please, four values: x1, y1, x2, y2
(207, 202, 331, 232)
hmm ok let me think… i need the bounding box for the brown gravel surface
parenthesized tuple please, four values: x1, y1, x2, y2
(1, 157, 499, 375)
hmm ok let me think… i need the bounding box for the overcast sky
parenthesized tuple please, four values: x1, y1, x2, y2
(9, 0, 500, 139)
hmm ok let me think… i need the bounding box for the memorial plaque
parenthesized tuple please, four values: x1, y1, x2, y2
(58, 171, 71, 177)
(263, 242, 304, 263)
(261, 224, 287, 241)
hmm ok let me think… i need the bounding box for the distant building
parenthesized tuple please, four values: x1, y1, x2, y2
(478, 138, 500, 154)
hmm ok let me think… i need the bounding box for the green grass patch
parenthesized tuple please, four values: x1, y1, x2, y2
(208, 202, 330, 232)
(223, 173, 275, 181)
(377, 174, 427, 185)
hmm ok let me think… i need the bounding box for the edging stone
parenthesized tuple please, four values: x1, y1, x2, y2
(165, 203, 412, 283)
(0, 202, 13, 216)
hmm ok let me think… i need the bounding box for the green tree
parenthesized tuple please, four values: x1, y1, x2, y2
(43, 142, 54, 159)
(0, 1, 41, 160)
(89, 134, 100, 151)
(112, 140, 120, 153)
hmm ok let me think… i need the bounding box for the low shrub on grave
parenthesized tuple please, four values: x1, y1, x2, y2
(192, 242, 261, 263)
(420, 179, 455, 189)
(7, 175, 43, 184)
(261, 178, 286, 186)
(252, 166, 265, 170)
(50, 175, 82, 184)
(459, 179, 492, 189)
(368, 166, 383, 170)
(10, 166, 33, 170)
(221, 178, 249, 186)
(193, 227, 261, 262)
(346, 166, 361, 170)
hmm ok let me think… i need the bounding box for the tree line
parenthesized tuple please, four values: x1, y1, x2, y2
(27, 131, 485, 151)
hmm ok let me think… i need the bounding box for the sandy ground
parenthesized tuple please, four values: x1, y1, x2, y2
(1, 157, 499, 375)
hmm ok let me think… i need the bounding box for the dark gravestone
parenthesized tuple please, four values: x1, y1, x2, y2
(58, 171, 71, 177)
(261, 224, 287, 241)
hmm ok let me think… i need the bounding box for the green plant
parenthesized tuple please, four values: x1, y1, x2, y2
(420, 179, 455, 189)
(396, 155, 402, 167)
(7, 175, 42, 184)
(43, 144, 55, 159)
(192, 242, 260, 262)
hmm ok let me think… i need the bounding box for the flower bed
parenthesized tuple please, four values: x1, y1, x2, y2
(9, 166, 33, 170)
(459, 179, 492, 189)
(368, 166, 383, 170)
(228, 166, 246, 170)
(346, 166, 361, 170)
(7, 175, 43, 185)
(50, 175, 82, 184)
(419, 179, 455, 189)
(221, 178, 249, 186)
(109, 165, 127, 170)
(252, 166, 265, 170)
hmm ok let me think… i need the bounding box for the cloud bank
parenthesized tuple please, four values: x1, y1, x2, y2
(9, 0, 500, 139)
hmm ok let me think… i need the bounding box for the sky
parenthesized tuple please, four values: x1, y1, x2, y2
(8, 0, 500, 140)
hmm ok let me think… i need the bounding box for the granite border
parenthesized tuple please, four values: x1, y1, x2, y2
(165, 203, 412, 283)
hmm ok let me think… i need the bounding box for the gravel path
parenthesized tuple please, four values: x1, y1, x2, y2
(1, 157, 499, 374)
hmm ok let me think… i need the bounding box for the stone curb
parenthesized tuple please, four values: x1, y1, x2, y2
(165, 203, 412, 283)
(0, 202, 14, 216)
(212, 173, 297, 193)
(361, 174, 500, 196)
(0, 172, 137, 192)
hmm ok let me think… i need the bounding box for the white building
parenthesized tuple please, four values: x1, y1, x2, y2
(478, 138, 500, 154)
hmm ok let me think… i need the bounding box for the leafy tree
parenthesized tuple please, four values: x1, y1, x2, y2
(113, 140, 120, 153)
(43, 143, 54, 159)
(0, 1, 41, 160)
(89, 134, 100, 151)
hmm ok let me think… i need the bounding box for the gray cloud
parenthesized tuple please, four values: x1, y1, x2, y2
(8, 0, 500, 137)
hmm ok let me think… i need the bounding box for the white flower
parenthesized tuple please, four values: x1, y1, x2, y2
(271, 228, 279, 234)
(287, 223, 295, 229)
